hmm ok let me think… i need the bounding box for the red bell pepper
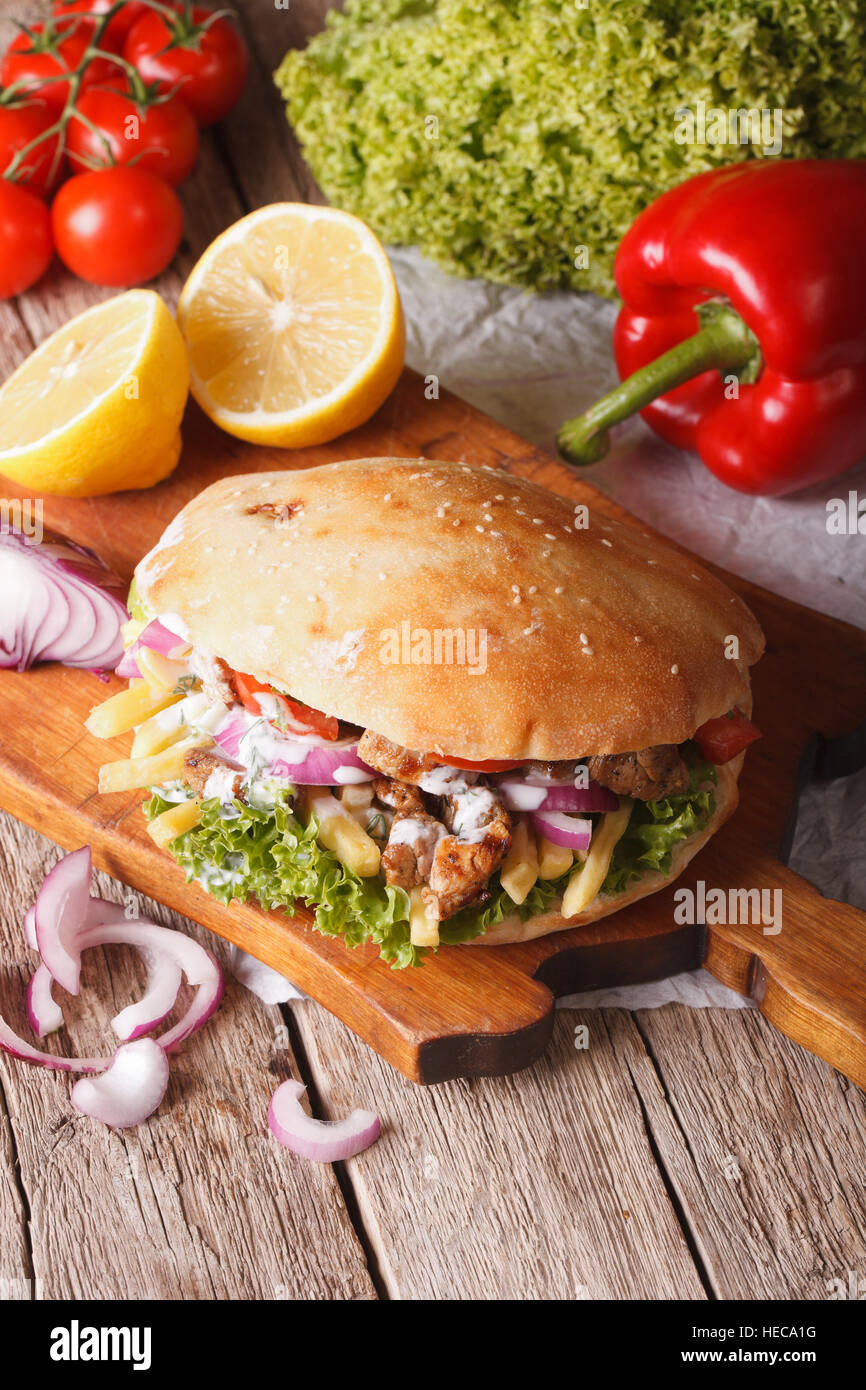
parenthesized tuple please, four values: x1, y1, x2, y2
(557, 160, 866, 496)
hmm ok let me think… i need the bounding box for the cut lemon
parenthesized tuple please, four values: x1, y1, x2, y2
(176, 203, 405, 447)
(0, 290, 189, 498)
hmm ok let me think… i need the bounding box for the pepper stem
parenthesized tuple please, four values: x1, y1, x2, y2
(557, 302, 761, 467)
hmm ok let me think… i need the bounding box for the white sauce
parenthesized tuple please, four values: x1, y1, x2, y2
(202, 765, 241, 804)
(500, 781, 547, 812)
(389, 817, 446, 876)
(333, 765, 375, 784)
(418, 764, 477, 795)
(157, 611, 190, 642)
(449, 786, 499, 839)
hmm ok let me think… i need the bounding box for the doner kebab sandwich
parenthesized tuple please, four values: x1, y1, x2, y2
(87, 458, 764, 967)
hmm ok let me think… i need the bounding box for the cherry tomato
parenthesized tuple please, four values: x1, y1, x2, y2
(0, 20, 119, 115)
(52, 1, 147, 50)
(694, 709, 761, 765)
(51, 165, 183, 286)
(123, 5, 248, 127)
(233, 673, 340, 740)
(66, 80, 200, 186)
(437, 756, 524, 772)
(0, 180, 53, 297)
(0, 100, 64, 197)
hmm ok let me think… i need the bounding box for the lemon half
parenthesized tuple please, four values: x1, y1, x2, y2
(0, 290, 189, 498)
(176, 203, 405, 448)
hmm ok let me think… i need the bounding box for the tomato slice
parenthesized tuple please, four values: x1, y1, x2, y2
(232, 672, 339, 740)
(694, 709, 761, 764)
(233, 671, 271, 715)
(436, 756, 524, 773)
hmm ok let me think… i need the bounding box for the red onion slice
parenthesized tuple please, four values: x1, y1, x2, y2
(71, 1039, 170, 1129)
(531, 810, 593, 852)
(78, 913, 224, 1052)
(0, 1017, 109, 1072)
(538, 781, 618, 814)
(23, 905, 38, 950)
(268, 1079, 380, 1162)
(0, 526, 127, 673)
(26, 965, 65, 1037)
(212, 716, 247, 759)
(268, 741, 376, 786)
(34, 846, 93, 995)
(115, 617, 191, 678)
(499, 777, 617, 814)
(112, 950, 184, 1043)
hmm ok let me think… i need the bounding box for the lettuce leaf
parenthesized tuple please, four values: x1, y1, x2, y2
(601, 755, 717, 896)
(276, 0, 866, 298)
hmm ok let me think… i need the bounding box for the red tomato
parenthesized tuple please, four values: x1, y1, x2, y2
(0, 100, 64, 197)
(51, 166, 182, 286)
(233, 672, 272, 714)
(437, 756, 524, 772)
(0, 21, 119, 115)
(66, 80, 200, 186)
(123, 5, 248, 127)
(694, 709, 762, 764)
(52, 1, 147, 50)
(0, 180, 53, 297)
(233, 673, 339, 740)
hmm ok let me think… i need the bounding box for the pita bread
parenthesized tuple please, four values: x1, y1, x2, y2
(136, 458, 764, 762)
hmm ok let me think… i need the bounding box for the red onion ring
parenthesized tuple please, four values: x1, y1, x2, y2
(71, 1039, 170, 1130)
(0, 526, 127, 673)
(115, 617, 191, 678)
(268, 1079, 380, 1162)
(530, 810, 593, 852)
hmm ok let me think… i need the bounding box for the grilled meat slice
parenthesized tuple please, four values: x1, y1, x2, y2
(357, 730, 443, 784)
(183, 749, 243, 800)
(381, 812, 447, 890)
(424, 815, 512, 921)
(372, 776, 426, 816)
(189, 648, 239, 707)
(586, 744, 689, 801)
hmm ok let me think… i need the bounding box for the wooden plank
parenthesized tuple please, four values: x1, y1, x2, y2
(291, 997, 706, 1299)
(614, 1004, 866, 1299)
(0, 813, 376, 1300)
(220, 0, 331, 208)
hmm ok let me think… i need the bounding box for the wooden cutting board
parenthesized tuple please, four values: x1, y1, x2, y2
(1, 371, 865, 1086)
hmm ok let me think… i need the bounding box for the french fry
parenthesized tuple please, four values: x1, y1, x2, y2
(130, 692, 210, 759)
(131, 720, 186, 760)
(120, 617, 146, 649)
(86, 681, 181, 739)
(409, 887, 440, 948)
(339, 783, 374, 811)
(98, 735, 212, 795)
(561, 800, 633, 919)
(146, 798, 203, 849)
(308, 792, 381, 878)
(500, 817, 539, 905)
(537, 835, 573, 881)
(137, 646, 195, 694)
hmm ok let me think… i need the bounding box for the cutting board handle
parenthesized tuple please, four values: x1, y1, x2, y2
(703, 859, 866, 1088)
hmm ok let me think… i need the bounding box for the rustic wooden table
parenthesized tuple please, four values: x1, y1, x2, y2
(1, 0, 865, 1302)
